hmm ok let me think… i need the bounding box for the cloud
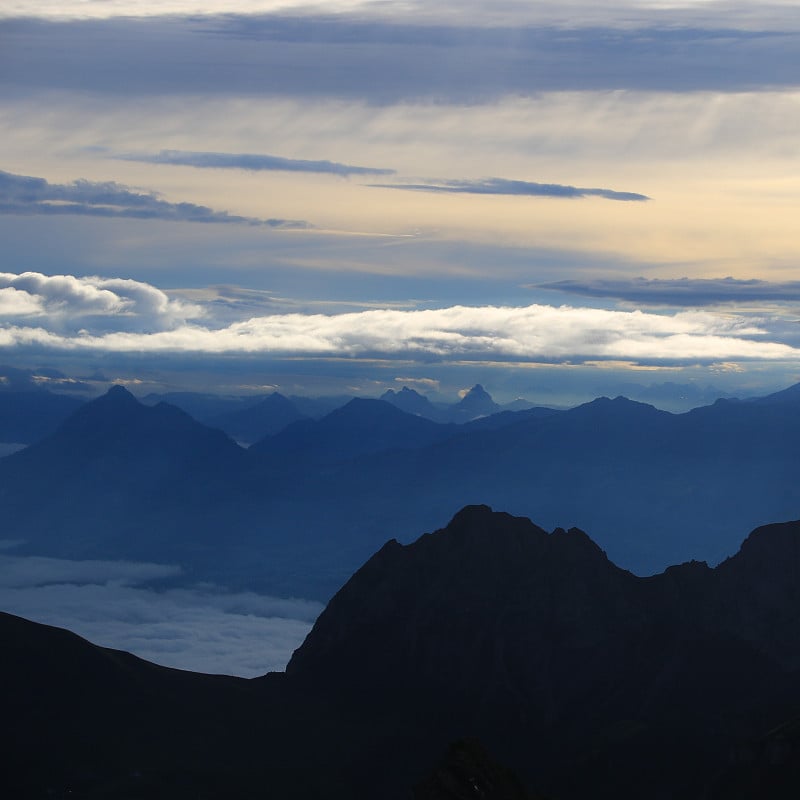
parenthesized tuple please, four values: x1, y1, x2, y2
(0, 552, 323, 676)
(0, 275, 798, 365)
(375, 177, 649, 202)
(536, 277, 800, 305)
(0, 271, 204, 332)
(0, 169, 311, 228)
(115, 148, 395, 177)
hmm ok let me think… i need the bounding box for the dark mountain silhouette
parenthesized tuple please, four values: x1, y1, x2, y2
(381, 383, 541, 424)
(204, 391, 308, 444)
(451, 383, 501, 420)
(2, 382, 800, 598)
(249, 397, 457, 464)
(381, 385, 446, 420)
(312, 390, 800, 576)
(287, 393, 355, 418)
(0, 385, 245, 563)
(5, 506, 800, 799)
(141, 389, 262, 420)
(0, 389, 84, 444)
(750, 380, 800, 406)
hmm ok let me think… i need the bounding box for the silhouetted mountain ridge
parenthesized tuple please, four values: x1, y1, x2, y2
(6, 507, 800, 798)
(249, 397, 457, 463)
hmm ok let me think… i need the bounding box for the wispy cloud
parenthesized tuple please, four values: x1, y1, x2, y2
(375, 177, 649, 202)
(0, 169, 311, 228)
(537, 277, 800, 305)
(1, 274, 798, 365)
(115, 148, 395, 177)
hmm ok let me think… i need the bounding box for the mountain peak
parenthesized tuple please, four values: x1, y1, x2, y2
(461, 383, 490, 401)
(453, 384, 500, 419)
(102, 383, 137, 403)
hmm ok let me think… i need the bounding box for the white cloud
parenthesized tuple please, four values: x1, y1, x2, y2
(1, 285, 798, 365)
(0, 286, 43, 317)
(0, 271, 203, 331)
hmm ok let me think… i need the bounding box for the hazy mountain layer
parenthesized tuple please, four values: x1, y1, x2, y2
(1, 384, 799, 597)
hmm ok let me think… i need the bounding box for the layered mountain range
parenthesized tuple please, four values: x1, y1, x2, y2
(4, 506, 800, 799)
(0, 382, 799, 597)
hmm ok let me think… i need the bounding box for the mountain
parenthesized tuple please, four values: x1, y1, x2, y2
(287, 506, 800, 798)
(3, 381, 800, 599)
(249, 397, 457, 465)
(0, 385, 246, 563)
(450, 383, 501, 421)
(140, 390, 262, 420)
(6, 506, 800, 799)
(381, 385, 446, 421)
(204, 391, 308, 444)
(750, 380, 800, 406)
(311, 391, 800, 575)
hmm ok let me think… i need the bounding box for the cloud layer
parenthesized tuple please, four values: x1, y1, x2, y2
(0, 170, 310, 228)
(1, 272, 798, 365)
(0, 552, 322, 676)
(4, 13, 800, 103)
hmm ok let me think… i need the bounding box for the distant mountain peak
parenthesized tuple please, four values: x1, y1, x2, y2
(102, 384, 137, 403)
(461, 383, 490, 400)
(453, 384, 500, 419)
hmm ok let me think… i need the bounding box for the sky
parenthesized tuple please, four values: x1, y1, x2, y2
(2, 0, 800, 674)
(1, 0, 800, 408)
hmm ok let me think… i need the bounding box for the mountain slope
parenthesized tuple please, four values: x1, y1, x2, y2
(288, 506, 800, 797)
(204, 391, 308, 444)
(0, 385, 245, 560)
(249, 397, 456, 464)
(6, 508, 800, 799)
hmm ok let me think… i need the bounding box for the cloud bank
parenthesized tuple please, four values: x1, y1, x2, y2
(0, 552, 323, 676)
(116, 149, 394, 177)
(377, 177, 650, 202)
(1, 272, 798, 365)
(0, 170, 310, 228)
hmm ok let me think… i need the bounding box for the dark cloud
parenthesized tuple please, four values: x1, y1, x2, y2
(375, 177, 649, 202)
(2, 16, 800, 101)
(536, 277, 800, 305)
(0, 169, 311, 228)
(116, 149, 395, 177)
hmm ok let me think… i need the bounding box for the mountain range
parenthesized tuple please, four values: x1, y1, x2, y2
(4, 505, 800, 799)
(1, 381, 799, 597)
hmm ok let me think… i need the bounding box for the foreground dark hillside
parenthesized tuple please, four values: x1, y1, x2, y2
(4, 506, 800, 799)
